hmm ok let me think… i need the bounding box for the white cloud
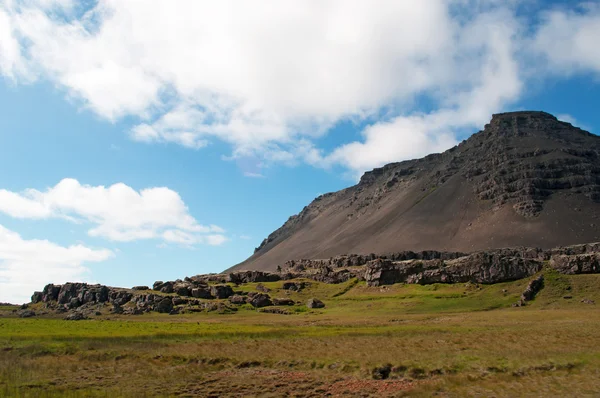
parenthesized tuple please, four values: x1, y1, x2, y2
(205, 234, 228, 246)
(533, 4, 600, 76)
(0, 8, 27, 79)
(0, 1, 596, 177)
(557, 113, 578, 125)
(0, 224, 113, 304)
(0, 178, 226, 245)
(314, 9, 523, 176)
(243, 172, 266, 179)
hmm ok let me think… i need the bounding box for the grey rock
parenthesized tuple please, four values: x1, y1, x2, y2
(210, 285, 234, 299)
(307, 298, 325, 309)
(31, 291, 43, 303)
(155, 298, 173, 313)
(229, 295, 247, 305)
(191, 287, 212, 299)
(248, 293, 272, 308)
(64, 312, 87, 321)
(19, 309, 36, 318)
(521, 275, 545, 302)
(272, 298, 295, 306)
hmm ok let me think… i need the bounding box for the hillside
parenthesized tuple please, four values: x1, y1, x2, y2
(232, 111, 600, 272)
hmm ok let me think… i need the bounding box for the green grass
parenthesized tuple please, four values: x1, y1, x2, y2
(0, 273, 599, 397)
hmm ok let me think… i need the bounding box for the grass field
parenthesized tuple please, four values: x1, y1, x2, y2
(1, 272, 599, 397)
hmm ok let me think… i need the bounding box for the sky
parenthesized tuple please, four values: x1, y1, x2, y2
(0, 0, 599, 303)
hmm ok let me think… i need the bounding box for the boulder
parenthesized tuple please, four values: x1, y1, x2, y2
(42, 284, 61, 302)
(155, 298, 173, 313)
(172, 297, 189, 306)
(248, 293, 272, 308)
(19, 309, 36, 318)
(174, 284, 191, 297)
(307, 298, 325, 309)
(191, 287, 212, 299)
(227, 271, 281, 284)
(160, 283, 174, 294)
(132, 286, 149, 291)
(229, 295, 247, 305)
(272, 298, 295, 306)
(57, 283, 79, 304)
(68, 297, 81, 309)
(64, 312, 87, 321)
(110, 290, 133, 306)
(282, 282, 307, 291)
(372, 364, 392, 380)
(210, 285, 234, 299)
(31, 291, 43, 303)
(520, 275, 545, 302)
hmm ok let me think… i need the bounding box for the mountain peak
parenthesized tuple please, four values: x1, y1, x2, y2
(231, 111, 600, 272)
(491, 110, 557, 121)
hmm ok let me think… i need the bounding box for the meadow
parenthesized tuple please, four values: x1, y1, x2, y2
(1, 272, 599, 397)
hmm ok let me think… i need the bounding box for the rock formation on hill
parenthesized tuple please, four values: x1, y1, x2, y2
(24, 241, 600, 318)
(232, 111, 600, 272)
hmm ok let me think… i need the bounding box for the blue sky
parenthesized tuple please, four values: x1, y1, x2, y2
(0, 0, 599, 303)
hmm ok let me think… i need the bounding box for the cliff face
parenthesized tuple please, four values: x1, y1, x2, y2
(231, 111, 600, 272)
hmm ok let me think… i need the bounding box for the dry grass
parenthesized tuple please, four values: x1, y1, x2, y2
(0, 274, 599, 397)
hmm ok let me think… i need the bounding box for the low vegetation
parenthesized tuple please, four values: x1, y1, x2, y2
(1, 274, 599, 397)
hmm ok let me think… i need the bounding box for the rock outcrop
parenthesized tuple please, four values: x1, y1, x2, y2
(363, 243, 600, 287)
(519, 275, 545, 305)
(307, 298, 325, 309)
(26, 242, 600, 317)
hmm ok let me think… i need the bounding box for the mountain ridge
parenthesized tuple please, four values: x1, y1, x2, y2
(230, 111, 600, 272)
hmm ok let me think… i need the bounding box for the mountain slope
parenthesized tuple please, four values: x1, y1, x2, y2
(231, 111, 600, 272)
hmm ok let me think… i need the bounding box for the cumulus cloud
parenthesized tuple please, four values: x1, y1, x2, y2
(533, 4, 600, 76)
(0, 224, 113, 304)
(0, 178, 227, 245)
(0, 1, 596, 177)
(314, 8, 523, 176)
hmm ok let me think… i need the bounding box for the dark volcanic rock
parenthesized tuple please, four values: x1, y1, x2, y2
(282, 282, 307, 291)
(132, 286, 149, 291)
(19, 309, 36, 318)
(174, 284, 190, 297)
(229, 295, 247, 305)
(248, 292, 272, 308)
(191, 287, 212, 299)
(364, 251, 544, 287)
(372, 364, 392, 380)
(155, 298, 173, 313)
(210, 285, 234, 299)
(42, 284, 61, 302)
(228, 271, 281, 284)
(520, 275, 545, 303)
(31, 291, 43, 303)
(65, 312, 87, 321)
(272, 298, 295, 306)
(307, 298, 325, 309)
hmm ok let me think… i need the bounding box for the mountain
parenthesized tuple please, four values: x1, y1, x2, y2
(231, 111, 600, 272)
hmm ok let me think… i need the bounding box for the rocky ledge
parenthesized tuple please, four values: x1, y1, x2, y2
(25, 242, 599, 318)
